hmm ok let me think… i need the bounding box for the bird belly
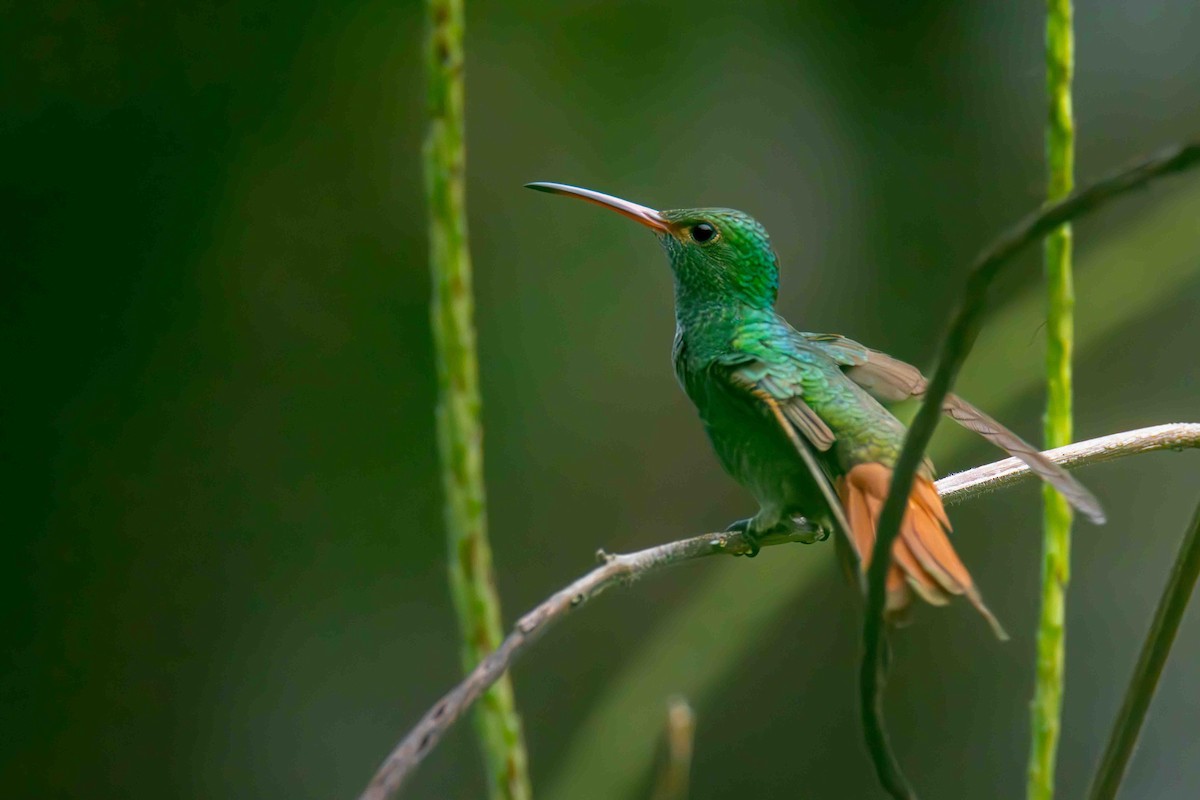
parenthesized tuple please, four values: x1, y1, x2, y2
(703, 401, 830, 522)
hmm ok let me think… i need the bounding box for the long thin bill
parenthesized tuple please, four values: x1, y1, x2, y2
(525, 182, 670, 232)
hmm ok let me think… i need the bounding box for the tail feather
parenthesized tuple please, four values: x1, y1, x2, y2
(903, 479, 967, 595)
(855, 477, 949, 609)
(837, 462, 1008, 640)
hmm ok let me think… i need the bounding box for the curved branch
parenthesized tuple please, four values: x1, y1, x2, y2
(358, 423, 1200, 800)
(860, 141, 1200, 800)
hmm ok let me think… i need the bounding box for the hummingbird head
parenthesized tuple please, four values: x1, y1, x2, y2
(526, 182, 780, 310)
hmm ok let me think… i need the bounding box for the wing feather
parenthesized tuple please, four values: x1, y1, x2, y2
(803, 333, 1106, 524)
(715, 357, 852, 545)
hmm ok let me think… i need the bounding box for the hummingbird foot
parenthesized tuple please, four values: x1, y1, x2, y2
(724, 514, 824, 556)
(778, 515, 825, 545)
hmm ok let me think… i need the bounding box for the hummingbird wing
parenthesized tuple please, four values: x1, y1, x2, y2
(706, 344, 1006, 633)
(713, 353, 853, 544)
(799, 332, 1105, 524)
(713, 349, 1004, 631)
(721, 355, 837, 451)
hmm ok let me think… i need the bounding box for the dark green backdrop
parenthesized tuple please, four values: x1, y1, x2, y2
(6, 2, 1200, 798)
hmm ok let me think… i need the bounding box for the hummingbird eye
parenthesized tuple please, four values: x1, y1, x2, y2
(689, 222, 717, 243)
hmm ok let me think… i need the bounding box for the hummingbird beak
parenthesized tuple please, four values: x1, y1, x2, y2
(525, 182, 671, 233)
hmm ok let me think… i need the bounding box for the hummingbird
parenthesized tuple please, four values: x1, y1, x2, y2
(527, 182, 1104, 634)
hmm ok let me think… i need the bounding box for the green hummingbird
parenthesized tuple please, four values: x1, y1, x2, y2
(527, 182, 1104, 634)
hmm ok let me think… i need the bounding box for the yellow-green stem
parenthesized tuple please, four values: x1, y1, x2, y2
(423, 0, 531, 797)
(1028, 1, 1075, 798)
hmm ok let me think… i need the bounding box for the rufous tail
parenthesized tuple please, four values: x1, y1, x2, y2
(836, 462, 1007, 640)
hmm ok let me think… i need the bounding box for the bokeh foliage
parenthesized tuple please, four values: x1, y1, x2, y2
(5, 2, 1200, 798)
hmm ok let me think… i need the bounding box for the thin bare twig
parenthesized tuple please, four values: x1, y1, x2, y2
(938, 424, 1200, 504)
(652, 697, 696, 800)
(860, 141, 1200, 800)
(357, 423, 1199, 800)
(1087, 496, 1200, 800)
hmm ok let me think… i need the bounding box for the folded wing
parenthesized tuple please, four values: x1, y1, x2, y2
(713, 353, 852, 545)
(801, 332, 1105, 524)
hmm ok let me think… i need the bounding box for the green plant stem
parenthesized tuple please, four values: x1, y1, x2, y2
(423, 0, 531, 797)
(860, 140, 1200, 800)
(1088, 498, 1200, 800)
(1029, 2, 1076, 798)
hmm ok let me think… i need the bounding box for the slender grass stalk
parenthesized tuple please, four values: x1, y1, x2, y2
(1029, 2, 1076, 798)
(1088, 498, 1200, 800)
(423, 0, 531, 797)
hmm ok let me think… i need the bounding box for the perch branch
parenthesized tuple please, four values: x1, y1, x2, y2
(357, 423, 1200, 800)
(1087, 496, 1200, 800)
(860, 140, 1200, 800)
(938, 424, 1200, 503)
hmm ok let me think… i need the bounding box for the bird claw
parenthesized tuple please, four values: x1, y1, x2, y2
(724, 518, 761, 557)
(788, 516, 827, 545)
(725, 515, 827, 556)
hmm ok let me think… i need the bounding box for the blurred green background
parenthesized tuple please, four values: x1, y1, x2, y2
(6, 1, 1200, 798)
